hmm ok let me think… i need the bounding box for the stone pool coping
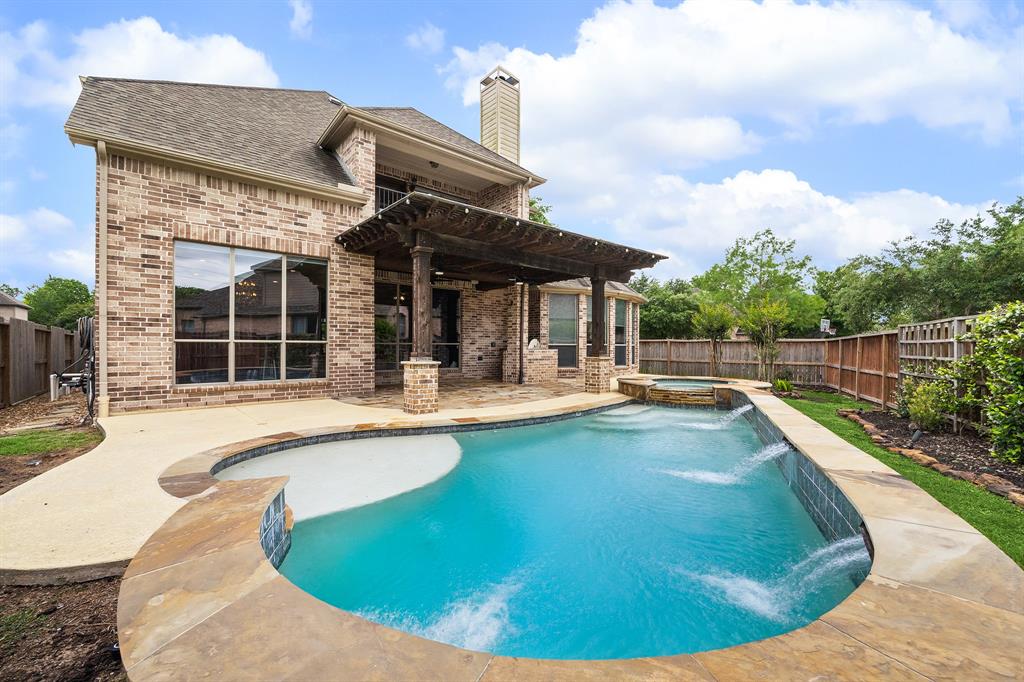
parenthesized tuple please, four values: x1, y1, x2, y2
(117, 386, 1023, 680)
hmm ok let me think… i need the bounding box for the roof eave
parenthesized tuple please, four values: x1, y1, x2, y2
(319, 106, 546, 187)
(66, 126, 369, 205)
(538, 282, 647, 304)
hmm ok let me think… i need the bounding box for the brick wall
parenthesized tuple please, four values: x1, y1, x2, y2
(100, 151, 373, 413)
(460, 286, 508, 380)
(339, 125, 376, 216)
(477, 181, 529, 218)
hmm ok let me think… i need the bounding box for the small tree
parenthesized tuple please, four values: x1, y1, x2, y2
(23, 276, 94, 330)
(693, 302, 734, 377)
(0, 283, 23, 299)
(529, 196, 553, 225)
(740, 297, 790, 381)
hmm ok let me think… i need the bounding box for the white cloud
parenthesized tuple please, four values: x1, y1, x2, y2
(406, 22, 445, 55)
(0, 17, 279, 111)
(440, 0, 1015, 278)
(289, 0, 313, 40)
(0, 208, 94, 285)
(444, 0, 1021, 172)
(612, 169, 985, 279)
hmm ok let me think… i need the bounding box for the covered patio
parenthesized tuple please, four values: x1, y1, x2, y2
(337, 191, 665, 413)
(338, 376, 585, 410)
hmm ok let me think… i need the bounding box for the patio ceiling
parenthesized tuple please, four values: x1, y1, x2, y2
(336, 192, 666, 287)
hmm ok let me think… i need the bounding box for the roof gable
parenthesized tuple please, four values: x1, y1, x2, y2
(66, 78, 356, 190)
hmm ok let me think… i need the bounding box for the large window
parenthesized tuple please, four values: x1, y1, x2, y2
(374, 284, 461, 370)
(174, 242, 326, 384)
(432, 289, 461, 368)
(549, 294, 578, 367)
(374, 283, 412, 371)
(614, 299, 627, 366)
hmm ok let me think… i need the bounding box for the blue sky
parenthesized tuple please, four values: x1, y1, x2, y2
(1, 0, 1021, 290)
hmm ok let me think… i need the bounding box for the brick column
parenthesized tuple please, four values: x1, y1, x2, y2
(584, 355, 613, 393)
(402, 359, 440, 414)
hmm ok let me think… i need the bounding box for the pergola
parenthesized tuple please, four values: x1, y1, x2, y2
(337, 192, 666, 410)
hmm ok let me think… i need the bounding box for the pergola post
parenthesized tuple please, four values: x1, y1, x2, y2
(584, 276, 612, 393)
(402, 236, 439, 414)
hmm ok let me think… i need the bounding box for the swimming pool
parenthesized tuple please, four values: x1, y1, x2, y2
(275, 404, 870, 659)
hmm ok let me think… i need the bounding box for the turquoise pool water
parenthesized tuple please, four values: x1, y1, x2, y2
(280, 405, 869, 659)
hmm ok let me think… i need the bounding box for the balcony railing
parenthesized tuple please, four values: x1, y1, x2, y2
(375, 186, 406, 209)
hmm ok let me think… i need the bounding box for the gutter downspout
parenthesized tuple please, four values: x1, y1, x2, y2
(96, 141, 110, 418)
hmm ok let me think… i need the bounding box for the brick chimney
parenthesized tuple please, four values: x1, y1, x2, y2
(479, 66, 520, 165)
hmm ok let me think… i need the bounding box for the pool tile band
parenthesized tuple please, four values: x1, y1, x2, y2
(733, 391, 866, 545)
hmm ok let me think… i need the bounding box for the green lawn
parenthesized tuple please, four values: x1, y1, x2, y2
(0, 428, 103, 457)
(783, 390, 1024, 568)
(0, 609, 46, 650)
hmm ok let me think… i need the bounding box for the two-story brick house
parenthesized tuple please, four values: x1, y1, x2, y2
(65, 67, 663, 415)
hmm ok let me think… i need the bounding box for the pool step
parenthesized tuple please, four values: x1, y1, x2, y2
(648, 387, 716, 406)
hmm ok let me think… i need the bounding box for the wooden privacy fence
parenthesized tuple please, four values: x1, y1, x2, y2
(640, 339, 827, 385)
(640, 315, 978, 410)
(824, 331, 898, 408)
(0, 317, 80, 408)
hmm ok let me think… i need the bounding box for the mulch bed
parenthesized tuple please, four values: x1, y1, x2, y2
(859, 410, 1024, 490)
(0, 578, 125, 681)
(0, 393, 88, 433)
(840, 408, 1024, 508)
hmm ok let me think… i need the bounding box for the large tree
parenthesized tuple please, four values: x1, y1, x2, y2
(23, 277, 94, 330)
(692, 228, 824, 337)
(629, 274, 699, 339)
(821, 198, 1023, 330)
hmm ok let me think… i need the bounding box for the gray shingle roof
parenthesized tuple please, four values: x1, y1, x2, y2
(0, 291, 30, 309)
(360, 107, 536, 178)
(67, 78, 355, 188)
(65, 78, 538, 193)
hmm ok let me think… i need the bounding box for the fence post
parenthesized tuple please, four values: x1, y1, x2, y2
(881, 333, 888, 408)
(667, 339, 673, 376)
(854, 335, 862, 400)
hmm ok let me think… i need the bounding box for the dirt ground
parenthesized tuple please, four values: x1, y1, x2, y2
(0, 433, 102, 496)
(1, 393, 124, 680)
(0, 579, 125, 682)
(0, 393, 101, 495)
(860, 410, 1024, 489)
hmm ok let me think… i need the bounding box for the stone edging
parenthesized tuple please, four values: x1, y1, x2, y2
(839, 409, 1024, 509)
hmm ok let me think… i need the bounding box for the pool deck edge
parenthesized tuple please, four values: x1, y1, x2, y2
(114, 387, 1024, 680)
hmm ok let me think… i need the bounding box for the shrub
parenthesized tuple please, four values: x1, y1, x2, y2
(943, 302, 1024, 464)
(907, 380, 954, 431)
(772, 378, 794, 393)
(892, 376, 917, 419)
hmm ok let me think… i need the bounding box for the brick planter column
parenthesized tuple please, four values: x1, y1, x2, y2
(402, 359, 440, 414)
(584, 355, 613, 393)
